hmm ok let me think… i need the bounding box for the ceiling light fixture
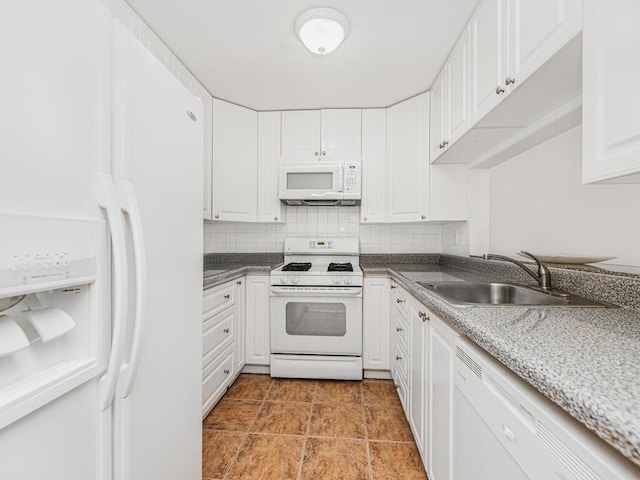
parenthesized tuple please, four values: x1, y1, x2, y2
(295, 7, 350, 56)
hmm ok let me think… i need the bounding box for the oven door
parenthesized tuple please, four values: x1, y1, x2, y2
(279, 163, 343, 200)
(270, 286, 362, 355)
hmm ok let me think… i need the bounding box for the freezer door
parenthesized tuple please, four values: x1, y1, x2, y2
(111, 21, 203, 480)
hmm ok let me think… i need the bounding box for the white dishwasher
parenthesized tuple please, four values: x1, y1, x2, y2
(454, 337, 639, 480)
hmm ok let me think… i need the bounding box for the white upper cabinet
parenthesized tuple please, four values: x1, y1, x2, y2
(211, 98, 258, 222)
(321, 109, 362, 158)
(257, 112, 285, 222)
(281, 109, 361, 162)
(281, 110, 321, 160)
(431, 26, 471, 162)
(361, 109, 387, 224)
(386, 93, 430, 222)
(138, 21, 172, 70)
(583, 0, 640, 183)
(470, 0, 508, 126)
(508, 0, 582, 90)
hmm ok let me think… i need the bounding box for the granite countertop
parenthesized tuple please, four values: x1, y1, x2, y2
(203, 263, 276, 289)
(364, 263, 640, 468)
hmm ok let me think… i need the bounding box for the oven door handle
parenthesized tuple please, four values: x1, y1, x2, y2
(270, 287, 362, 297)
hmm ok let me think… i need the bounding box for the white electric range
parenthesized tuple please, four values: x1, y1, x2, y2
(270, 238, 363, 380)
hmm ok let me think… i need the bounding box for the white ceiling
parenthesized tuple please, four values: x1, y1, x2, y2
(127, 0, 480, 111)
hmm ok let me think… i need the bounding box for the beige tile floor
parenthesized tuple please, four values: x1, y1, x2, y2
(202, 374, 428, 480)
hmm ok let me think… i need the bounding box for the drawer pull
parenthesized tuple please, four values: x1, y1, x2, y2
(391, 285, 397, 290)
(396, 355, 402, 361)
(396, 299, 403, 304)
(237, 281, 242, 285)
(224, 369, 230, 375)
(394, 383, 399, 389)
(224, 294, 230, 299)
(223, 328, 230, 334)
(396, 327, 403, 332)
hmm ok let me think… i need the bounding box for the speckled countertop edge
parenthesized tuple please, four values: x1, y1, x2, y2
(203, 265, 273, 290)
(365, 265, 640, 469)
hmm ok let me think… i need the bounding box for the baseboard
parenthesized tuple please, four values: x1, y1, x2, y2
(241, 364, 270, 375)
(364, 369, 392, 380)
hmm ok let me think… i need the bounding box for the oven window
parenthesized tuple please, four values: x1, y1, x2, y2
(287, 172, 333, 190)
(285, 302, 346, 336)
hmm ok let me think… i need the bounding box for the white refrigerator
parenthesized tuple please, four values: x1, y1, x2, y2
(0, 1, 203, 479)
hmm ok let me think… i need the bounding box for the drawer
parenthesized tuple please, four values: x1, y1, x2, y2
(391, 284, 408, 316)
(203, 307, 235, 368)
(393, 341, 410, 387)
(203, 281, 236, 317)
(393, 310, 409, 353)
(202, 344, 234, 418)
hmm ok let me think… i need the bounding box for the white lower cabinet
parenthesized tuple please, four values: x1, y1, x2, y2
(202, 278, 244, 418)
(244, 275, 271, 366)
(408, 297, 429, 458)
(363, 277, 391, 370)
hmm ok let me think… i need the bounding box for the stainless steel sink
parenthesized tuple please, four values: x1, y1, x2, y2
(417, 281, 615, 307)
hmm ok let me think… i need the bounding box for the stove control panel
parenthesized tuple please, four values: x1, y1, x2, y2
(331, 276, 355, 285)
(308, 241, 334, 249)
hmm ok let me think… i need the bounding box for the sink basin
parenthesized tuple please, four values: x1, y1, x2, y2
(417, 281, 614, 307)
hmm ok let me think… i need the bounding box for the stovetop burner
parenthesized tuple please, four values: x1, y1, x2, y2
(327, 262, 354, 272)
(282, 262, 312, 272)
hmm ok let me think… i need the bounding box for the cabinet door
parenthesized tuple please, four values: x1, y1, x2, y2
(363, 277, 391, 370)
(192, 83, 213, 220)
(321, 109, 362, 158)
(470, 0, 508, 125)
(429, 315, 457, 480)
(429, 70, 447, 163)
(245, 276, 271, 365)
(234, 278, 246, 372)
(583, 0, 640, 183)
(409, 299, 429, 459)
(139, 21, 172, 70)
(211, 98, 258, 221)
(257, 112, 285, 222)
(386, 93, 430, 223)
(508, 0, 581, 89)
(361, 109, 387, 223)
(447, 27, 471, 145)
(281, 110, 321, 161)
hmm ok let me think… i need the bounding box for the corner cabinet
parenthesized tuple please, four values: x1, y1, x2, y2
(363, 277, 391, 371)
(244, 275, 271, 366)
(386, 93, 431, 222)
(211, 98, 258, 222)
(257, 112, 286, 223)
(582, 0, 640, 183)
(361, 109, 387, 224)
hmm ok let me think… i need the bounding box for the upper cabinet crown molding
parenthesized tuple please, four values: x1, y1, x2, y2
(582, 0, 640, 184)
(281, 109, 362, 163)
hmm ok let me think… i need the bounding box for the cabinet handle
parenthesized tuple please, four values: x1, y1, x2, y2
(396, 355, 402, 361)
(315, 152, 319, 156)
(237, 281, 242, 285)
(439, 142, 445, 149)
(223, 328, 230, 334)
(442, 140, 449, 147)
(224, 369, 230, 375)
(505, 76, 516, 86)
(421, 215, 426, 220)
(496, 86, 505, 95)
(391, 285, 397, 290)
(224, 294, 230, 299)
(362, 216, 367, 221)
(322, 151, 326, 155)
(396, 299, 403, 304)
(394, 383, 400, 389)
(214, 214, 220, 219)
(274, 216, 278, 221)
(396, 327, 403, 332)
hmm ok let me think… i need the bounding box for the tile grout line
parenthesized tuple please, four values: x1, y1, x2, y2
(296, 381, 317, 480)
(221, 376, 275, 480)
(361, 382, 374, 480)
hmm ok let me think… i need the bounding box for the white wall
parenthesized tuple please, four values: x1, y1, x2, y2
(204, 205, 443, 254)
(489, 126, 640, 267)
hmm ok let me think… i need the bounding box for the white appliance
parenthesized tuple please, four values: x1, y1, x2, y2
(454, 337, 638, 480)
(0, 4, 203, 479)
(270, 238, 363, 380)
(279, 159, 362, 205)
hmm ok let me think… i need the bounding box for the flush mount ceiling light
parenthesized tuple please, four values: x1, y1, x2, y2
(295, 7, 350, 55)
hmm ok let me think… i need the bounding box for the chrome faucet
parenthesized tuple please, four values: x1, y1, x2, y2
(483, 251, 552, 291)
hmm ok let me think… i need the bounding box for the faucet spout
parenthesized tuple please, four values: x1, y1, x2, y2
(483, 252, 553, 290)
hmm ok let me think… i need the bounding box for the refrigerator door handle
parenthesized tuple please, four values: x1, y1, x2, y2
(117, 179, 148, 398)
(97, 172, 129, 412)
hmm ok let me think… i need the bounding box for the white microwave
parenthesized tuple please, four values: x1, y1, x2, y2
(279, 160, 361, 206)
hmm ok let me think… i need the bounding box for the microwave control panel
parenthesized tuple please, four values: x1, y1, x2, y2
(344, 162, 361, 194)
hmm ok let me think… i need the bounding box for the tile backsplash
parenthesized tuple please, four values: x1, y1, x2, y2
(204, 206, 448, 254)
